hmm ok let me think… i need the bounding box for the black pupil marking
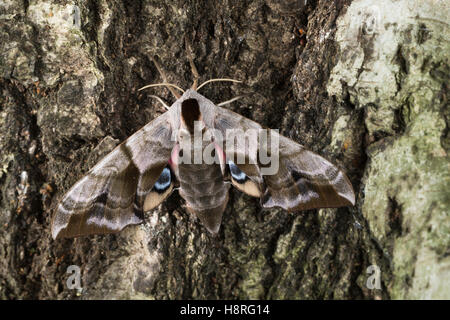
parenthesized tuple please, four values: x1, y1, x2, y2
(181, 98, 201, 134)
(95, 192, 108, 205)
(291, 170, 303, 181)
(291, 170, 311, 195)
(179, 149, 183, 157)
(153, 167, 172, 193)
(133, 203, 144, 220)
(228, 160, 247, 183)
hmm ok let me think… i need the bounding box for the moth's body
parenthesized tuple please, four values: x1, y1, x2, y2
(175, 121, 231, 233)
(177, 162, 230, 233)
(52, 88, 356, 240)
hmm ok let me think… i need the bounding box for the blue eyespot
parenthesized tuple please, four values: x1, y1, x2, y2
(228, 160, 247, 183)
(153, 167, 172, 192)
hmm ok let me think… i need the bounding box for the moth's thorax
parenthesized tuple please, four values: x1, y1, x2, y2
(172, 89, 217, 129)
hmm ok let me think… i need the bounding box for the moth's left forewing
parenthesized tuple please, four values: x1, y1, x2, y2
(52, 109, 177, 239)
(52, 145, 143, 239)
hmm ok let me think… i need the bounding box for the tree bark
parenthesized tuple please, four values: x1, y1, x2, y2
(0, 0, 448, 299)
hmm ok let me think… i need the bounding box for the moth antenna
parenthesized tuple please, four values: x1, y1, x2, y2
(148, 95, 170, 110)
(185, 37, 200, 90)
(217, 95, 245, 107)
(138, 83, 185, 95)
(150, 57, 182, 99)
(197, 78, 243, 91)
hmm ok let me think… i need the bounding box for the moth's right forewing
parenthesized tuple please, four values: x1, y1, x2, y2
(213, 105, 355, 211)
(262, 134, 356, 211)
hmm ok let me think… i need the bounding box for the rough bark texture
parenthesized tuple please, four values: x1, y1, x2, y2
(0, 0, 448, 299)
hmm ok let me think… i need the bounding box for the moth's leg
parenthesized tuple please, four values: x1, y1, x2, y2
(217, 95, 244, 107)
(197, 78, 243, 90)
(138, 83, 184, 95)
(185, 37, 200, 90)
(151, 57, 182, 99)
(147, 95, 170, 110)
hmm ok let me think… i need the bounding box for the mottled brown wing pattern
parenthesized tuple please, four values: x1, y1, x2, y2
(52, 88, 355, 240)
(213, 106, 355, 211)
(52, 112, 175, 239)
(261, 135, 355, 211)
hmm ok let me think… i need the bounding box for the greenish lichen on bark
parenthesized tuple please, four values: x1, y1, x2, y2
(327, 0, 449, 299)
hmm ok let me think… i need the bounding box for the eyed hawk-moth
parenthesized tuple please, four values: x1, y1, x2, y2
(51, 87, 355, 239)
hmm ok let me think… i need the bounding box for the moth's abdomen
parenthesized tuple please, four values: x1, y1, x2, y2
(178, 163, 229, 208)
(177, 163, 230, 233)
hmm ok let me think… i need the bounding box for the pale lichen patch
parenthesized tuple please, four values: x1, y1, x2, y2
(329, 0, 449, 299)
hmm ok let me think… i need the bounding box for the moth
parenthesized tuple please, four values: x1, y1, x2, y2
(52, 64, 355, 240)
